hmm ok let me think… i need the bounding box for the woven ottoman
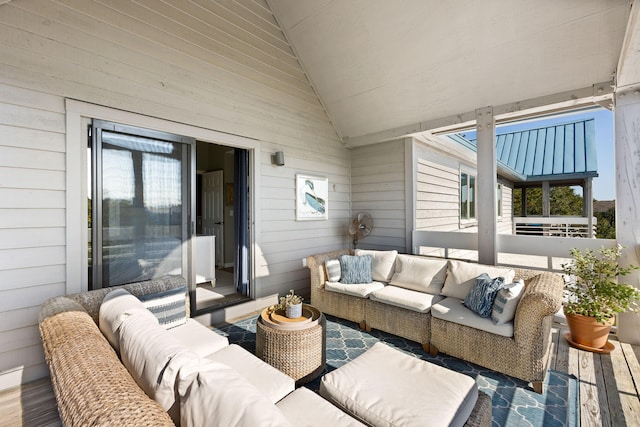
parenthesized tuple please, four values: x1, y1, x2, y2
(319, 343, 491, 427)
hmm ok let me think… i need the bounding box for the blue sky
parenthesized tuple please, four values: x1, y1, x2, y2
(459, 108, 615, 201)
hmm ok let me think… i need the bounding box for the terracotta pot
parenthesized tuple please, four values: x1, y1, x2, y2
(565, 310, 614, 350)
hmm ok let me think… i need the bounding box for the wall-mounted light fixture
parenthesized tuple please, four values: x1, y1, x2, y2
(272, 151, 285, 166)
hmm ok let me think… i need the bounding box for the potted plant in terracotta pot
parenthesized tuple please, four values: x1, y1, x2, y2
(562, 245, 640, 352)
(275, 289, 304, 319)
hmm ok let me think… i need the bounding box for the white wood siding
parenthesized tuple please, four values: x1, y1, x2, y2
(0, 0, 348, 390)
(350, 140, 406, 251)
(416, 158, 460, 231)
(0, 85, 67, 388)
(498, 179, 514, 234)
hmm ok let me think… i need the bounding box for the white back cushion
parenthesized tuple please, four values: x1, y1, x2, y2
(178, 359, 294, 427)
(355, 249, 398, 282)
(389, 254, 448, 294)
(118, 312, 197, 424)
(99, 288, 157, 353)
(441, 260, 515, 300)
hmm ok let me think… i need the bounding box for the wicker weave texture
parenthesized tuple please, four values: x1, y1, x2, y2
(39, 310, 174, 426)
(307, 250, 367, 325)
(65, 275, 190, 324)
(256, 315, 326, 384)
(364, 299, 431, 345)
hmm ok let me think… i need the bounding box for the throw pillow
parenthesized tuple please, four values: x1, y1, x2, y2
(464, 273, 505, 318)
(491, 279, 525, 325)
(339, 254, 372, 284)
(325, 259, 342, 282)
(441, 260, 515, 300)
(354, 249, 398, 282)
(138, 286, 188, 330)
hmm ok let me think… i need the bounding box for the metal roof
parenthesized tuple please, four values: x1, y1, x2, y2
(456, 119, 598, 183)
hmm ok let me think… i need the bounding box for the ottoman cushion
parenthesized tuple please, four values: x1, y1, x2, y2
(320, 342, 478, 427)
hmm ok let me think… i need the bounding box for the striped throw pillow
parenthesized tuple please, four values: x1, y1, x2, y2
(491, 279, 525, 325)
(138, 286, 188, 329)
(463, 274, 505, 318)
(325, 259, 342, 282)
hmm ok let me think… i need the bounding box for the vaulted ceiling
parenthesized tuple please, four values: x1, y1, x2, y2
(269, 0, 633, 145)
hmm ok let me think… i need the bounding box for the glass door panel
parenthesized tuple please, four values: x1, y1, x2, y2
(91, 121, 193, 288)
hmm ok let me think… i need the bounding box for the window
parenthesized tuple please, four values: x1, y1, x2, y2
(460, 172, 476, 220)
(497, 184, 503, 217)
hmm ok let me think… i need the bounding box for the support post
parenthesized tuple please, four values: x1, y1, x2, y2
(521, 188, 527, 216)
(584, 178, 594, 238)
(476, 107, 497, 265)
(614, 87, 640, 344)
(542, 181, 550, 217)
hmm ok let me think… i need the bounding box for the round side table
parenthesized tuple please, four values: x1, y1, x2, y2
(255, 304, 326, 385)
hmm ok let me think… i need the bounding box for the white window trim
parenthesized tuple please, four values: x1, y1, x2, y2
(459, 168, 477, 227)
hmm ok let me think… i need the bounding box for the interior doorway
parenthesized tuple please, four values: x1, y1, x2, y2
(194, 141, 250, 312)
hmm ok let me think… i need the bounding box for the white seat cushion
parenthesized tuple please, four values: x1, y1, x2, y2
(389, 254, 448, 294)
(369, 286, 444, 313)
(178, 359, 293, 427)
(206, 344, 294, 403)
(325, 281, 385, 297)
(320, 342, 478, 427)
(431, 297, 514, 337)
(354, 249, 398, 282)
(167, 318, 229, 357)
(277, 387, 367, 427)
(441, 259, 515, 300)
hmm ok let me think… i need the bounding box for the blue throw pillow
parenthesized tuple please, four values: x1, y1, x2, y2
(339, 254, 372, 284)
(464, 273, 505, 318)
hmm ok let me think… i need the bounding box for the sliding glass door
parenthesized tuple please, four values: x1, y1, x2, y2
(90, 120, 195, 289)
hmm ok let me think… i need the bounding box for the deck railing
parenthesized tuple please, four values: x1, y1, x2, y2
(513, 216, 597, 238)
(412, 229, 616, 272)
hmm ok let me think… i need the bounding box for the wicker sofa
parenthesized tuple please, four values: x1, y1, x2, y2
(307, 249, 564, 393)
(38, 276, 371, 427)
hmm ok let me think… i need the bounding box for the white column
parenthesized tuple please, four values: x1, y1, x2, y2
(584, 178, 594, 238)
(476, 107, 497, 265)
(614, 88, 640, 344)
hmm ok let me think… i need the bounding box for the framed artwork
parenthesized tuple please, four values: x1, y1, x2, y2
(296, 174, 328, 220)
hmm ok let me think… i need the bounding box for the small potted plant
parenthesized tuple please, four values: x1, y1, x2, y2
(562, 245, 640, 351)
(275, 289, 304, 318)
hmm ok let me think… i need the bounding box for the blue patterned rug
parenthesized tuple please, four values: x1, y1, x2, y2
(213, 315, 578, 427)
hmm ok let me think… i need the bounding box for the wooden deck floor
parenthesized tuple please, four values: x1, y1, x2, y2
(2, 323, 640, 426)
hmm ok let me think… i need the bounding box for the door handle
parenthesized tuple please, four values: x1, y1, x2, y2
(214, 222, 224, 225)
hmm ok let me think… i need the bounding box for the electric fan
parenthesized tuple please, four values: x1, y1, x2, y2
(348, 212, 373, 249)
